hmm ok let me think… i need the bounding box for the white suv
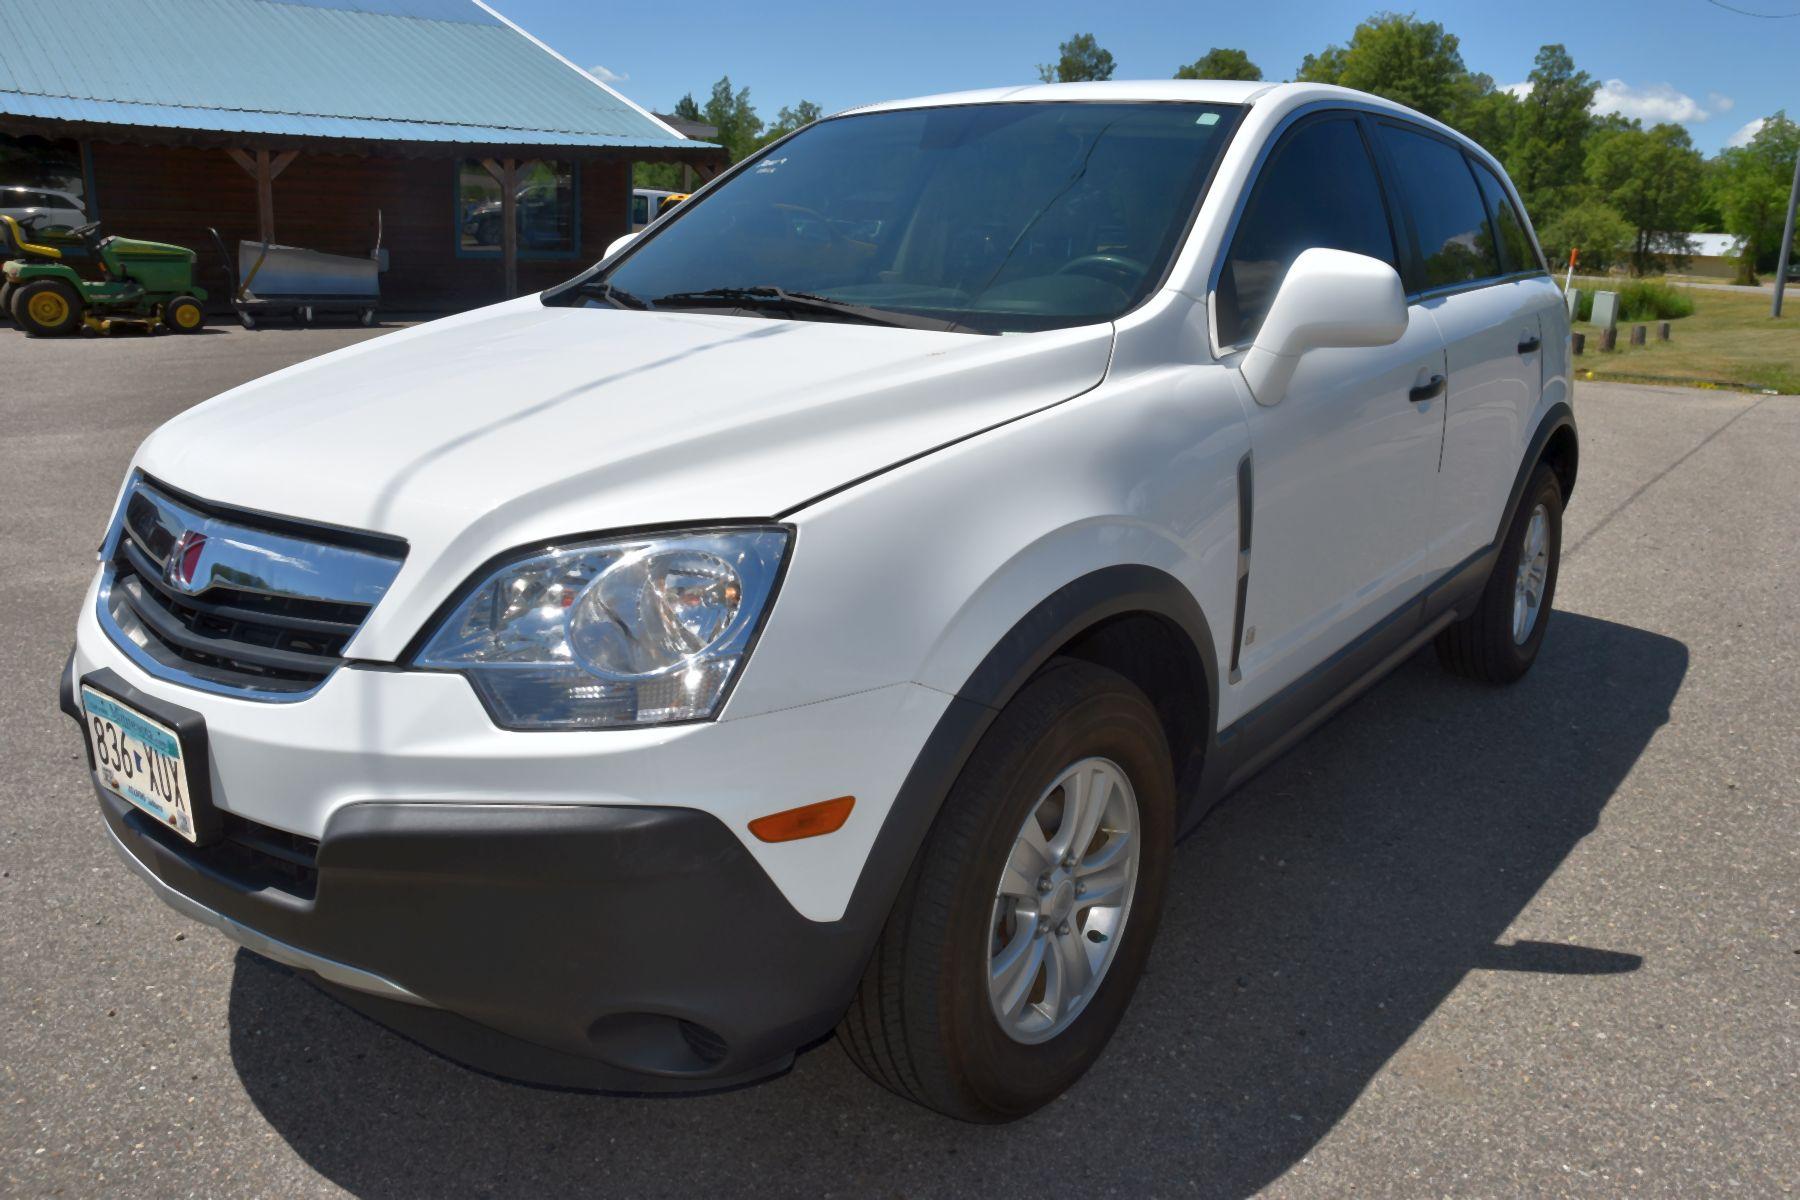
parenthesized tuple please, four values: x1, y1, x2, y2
(63, 81, 1575, 1121)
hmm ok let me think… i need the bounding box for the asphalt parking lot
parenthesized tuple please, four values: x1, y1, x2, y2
(2, 321, 1795, 1197)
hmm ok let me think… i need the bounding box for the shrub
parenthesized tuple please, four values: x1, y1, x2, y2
(1618, 280, 1695, 321)
(1571, 280, 1695, 324)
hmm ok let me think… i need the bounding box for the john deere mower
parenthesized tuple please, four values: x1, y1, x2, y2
(2, 215, 206, 336)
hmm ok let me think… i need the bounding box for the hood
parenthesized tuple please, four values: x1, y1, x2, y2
(135, 298, 1113, 657)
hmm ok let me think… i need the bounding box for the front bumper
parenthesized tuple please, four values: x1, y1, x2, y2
(64, 653, 919, 1089)
(86, 779, 871, 1089)
(64, 570, 965, 1088)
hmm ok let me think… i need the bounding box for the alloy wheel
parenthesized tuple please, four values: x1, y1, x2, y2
(987, 756, 1140, 1044)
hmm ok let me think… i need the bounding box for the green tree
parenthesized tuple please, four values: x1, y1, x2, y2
(700, 75, 764, 163)
(1538, 199, 1636, 274)
(1038, 33, 1115, 83)
(1711, 112, 1800, 284)
(1504, 45, 1596, 227)
(1586, 122, 1706, 275)
(1458, 88, 1522, 163)
(756, 99, 825, 148)
(1295, 13, 1484, 125)
(1174, 47, 1261, 81)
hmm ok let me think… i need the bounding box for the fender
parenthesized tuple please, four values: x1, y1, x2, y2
(829, 565, 1220, 978)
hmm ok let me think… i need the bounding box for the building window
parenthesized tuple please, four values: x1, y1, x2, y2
(456, 159, 577, 257)
(0, 133, 94, 226)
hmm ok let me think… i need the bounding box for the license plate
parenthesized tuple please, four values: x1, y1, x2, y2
(81, 685, 201, 843)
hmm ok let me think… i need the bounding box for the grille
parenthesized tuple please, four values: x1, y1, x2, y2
(100, 478, 405, 697)
(121, 797, 321, 899)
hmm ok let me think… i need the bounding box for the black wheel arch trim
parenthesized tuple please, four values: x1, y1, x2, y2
(1501, 402, 1578, 546)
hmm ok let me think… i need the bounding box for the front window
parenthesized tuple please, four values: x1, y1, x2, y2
(458, 159, 576, 256)
(557, 101, 1241, 334)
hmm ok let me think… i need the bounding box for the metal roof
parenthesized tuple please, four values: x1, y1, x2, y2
(0, 0, 707, 151)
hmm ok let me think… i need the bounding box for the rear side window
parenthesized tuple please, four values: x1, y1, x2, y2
(1375, 123, 1502, 291)
(1215, 116, 1397, 348)
(1470, 161, 1539, 275)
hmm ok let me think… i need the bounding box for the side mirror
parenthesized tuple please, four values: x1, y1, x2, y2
(1237, 247, 1408, 406)
(604, 232, 639, 260)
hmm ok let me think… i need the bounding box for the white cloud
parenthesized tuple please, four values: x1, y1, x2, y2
(1501, 81, 1534, 99)
(587, 64, 628, 84)
(1727, 116, 1767, 147)
(1709, 93, 1735, 114)
(1590, 79, 1725, 124)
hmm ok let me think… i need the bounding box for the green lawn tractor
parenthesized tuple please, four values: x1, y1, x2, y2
(2, 215, 207, 337)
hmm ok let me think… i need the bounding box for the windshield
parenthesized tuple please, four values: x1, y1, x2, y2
(550, 101, 1242, 334)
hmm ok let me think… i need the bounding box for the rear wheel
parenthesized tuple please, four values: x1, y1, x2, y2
(0, 282, 14, 321)
(163, 295, 205, 333)
(12, 278, 83, 336)
(1435, 463, 1564, 683)
(838, 659, 1175, 1121)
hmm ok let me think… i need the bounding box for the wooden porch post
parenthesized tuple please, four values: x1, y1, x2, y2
(227, 147, 298, 243)
(481, 156, 520, 298)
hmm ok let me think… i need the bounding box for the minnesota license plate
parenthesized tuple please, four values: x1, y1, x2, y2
(81, 685, 201, 843)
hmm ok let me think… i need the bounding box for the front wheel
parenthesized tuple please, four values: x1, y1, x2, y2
(12, 278, 83, 336)
(1435, 463, 1564, 683)
(163, 295, 205, 333)
(838, 659, 1174, 1121)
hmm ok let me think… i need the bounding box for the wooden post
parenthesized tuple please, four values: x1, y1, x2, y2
(1658, 321, 1671, 341)
(1600, 328, 1617, 352)
(482, 157, 520, 298)
(1630, 324, 1646, 346)
(227, 148, 298, 244)
(1571, 331, 1585, 356)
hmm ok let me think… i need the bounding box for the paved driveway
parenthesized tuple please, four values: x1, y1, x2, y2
(2, 324, 1795, 1197)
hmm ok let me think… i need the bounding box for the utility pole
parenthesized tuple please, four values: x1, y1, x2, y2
(1774, 149, 1799, 319)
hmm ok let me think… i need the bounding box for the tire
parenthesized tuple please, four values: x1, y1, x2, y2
(838, 659, 1175, 1121)
(0, 282, 14, 322)
(11, 278, 83, 337)
(163, 295, 205, 334)
(1435, 463, 1563, 683)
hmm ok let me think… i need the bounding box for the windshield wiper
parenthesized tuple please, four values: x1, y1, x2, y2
(651, 286, 961, 332)
(565, 279, 652, 310)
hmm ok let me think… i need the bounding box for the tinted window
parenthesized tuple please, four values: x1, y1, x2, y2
(1215, 117, 1396, 347)
(580, 102, 1240, 334)
(1471, 160, 1538, 275)
(632, 194, 649, 225)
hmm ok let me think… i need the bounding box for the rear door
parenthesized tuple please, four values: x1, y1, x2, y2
(1370, 122, 1549, 575)
(1213, 112, 1448, 708)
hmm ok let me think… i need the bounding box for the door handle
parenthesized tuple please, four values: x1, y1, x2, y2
(1517, 335, 1541, 355)
(1409, 374, 1445, 403)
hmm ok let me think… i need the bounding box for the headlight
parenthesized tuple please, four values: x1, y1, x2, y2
(415, 528, 789, 730)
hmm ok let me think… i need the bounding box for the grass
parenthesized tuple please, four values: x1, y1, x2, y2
(1566, 278, 1800, 394)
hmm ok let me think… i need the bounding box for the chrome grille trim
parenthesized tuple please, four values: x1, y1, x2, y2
(96, 474, 406, 700)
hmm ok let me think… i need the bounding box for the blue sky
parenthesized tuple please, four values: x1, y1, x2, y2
(498, 0, 1796, 155)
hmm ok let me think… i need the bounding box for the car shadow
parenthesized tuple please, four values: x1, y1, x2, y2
(226, 609, 1683, 1197)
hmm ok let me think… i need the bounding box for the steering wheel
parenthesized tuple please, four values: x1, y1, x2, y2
(771, 203, 844, 247)
(1057, 253, 1148, 290)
